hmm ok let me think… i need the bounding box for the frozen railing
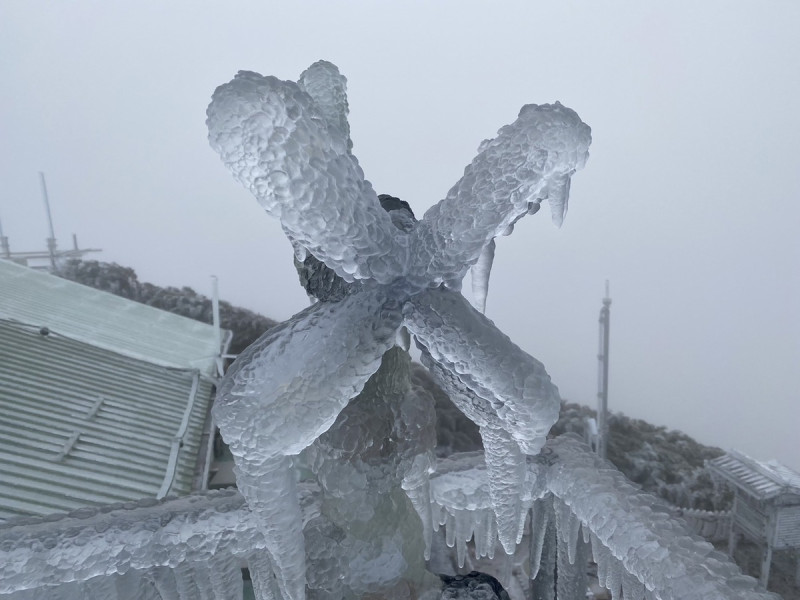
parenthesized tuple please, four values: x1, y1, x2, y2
(673, 508, 732, 543)
(0, 487, 315, 600)
(429, 435, 777, 600)
(0, 437, 777, 600)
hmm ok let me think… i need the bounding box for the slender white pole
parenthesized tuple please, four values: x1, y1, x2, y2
(597, 280, 611, 459)
(39, 172, 57, 270)
(211, 275, 222, 359)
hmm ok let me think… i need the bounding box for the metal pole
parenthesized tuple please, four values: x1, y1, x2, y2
(211, 275, 222, 374)
(597, 280, 611, 459)
(0, 216, 9, 259)
(39, 172, 57, 270)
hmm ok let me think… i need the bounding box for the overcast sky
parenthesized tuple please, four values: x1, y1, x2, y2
(2, 2, 798, 470)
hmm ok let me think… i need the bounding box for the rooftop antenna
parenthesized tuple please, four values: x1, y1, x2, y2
(39, 172, 57, 270)
(596, 280, 612, 459)
(0, 215, 10, 259)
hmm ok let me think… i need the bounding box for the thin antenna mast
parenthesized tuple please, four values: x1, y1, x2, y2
(39, 172, 58, 270)
(597, 280, 612, 459)
(0, 216, 9, 259)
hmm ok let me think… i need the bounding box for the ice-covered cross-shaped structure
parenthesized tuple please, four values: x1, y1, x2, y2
(207, 60, 591, 600)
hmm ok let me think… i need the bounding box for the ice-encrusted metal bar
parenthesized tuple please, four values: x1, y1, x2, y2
(428, 436, 781, 600)
(0, 486, 319, 594)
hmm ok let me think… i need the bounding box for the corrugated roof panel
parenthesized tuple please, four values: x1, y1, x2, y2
(0, 259, 223, 373)
(0, 320, 214, 522)
(708, 451, 800, 500)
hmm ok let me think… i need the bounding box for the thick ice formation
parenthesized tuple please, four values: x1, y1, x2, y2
(0, 441, 779, 600)
(427, 436, 781, 600)
(408, 102, 590, 290)
(214, 289, 402, 600)
(0, 489, 303, 594)
(207, 60, 588, 600)
(207, 67, 410, 286)
(301, 347, 437, 597)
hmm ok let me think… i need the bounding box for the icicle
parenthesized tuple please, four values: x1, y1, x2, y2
(402, 453, 434, 560)
(644, 588, 660, 600)
(431, 501, 447, 532)
(232, 455, 305, 600)
(395, 325, 411, 351)
(589, 533, 610, 590)
(115, 570, 157, 600)
(566, 513, 581, 565)
(149, 567, 180, 600)
(486, 513, 498, 560)
(530, 513, 556, 600)
(82, 575, 118, 600)
(516, 506, 530, 546)
(621, 571, 646, 600)
(192, 563, 215, 600)
(173, 563, 201, 600)
(552, 496, 581, 564)
(248, 551, 280, 600)
(209, 554, 244, 600)
(480, 425, 526, 555)
(470, 238, 495, 313)
(453, 509, 474, 568)
(529, 499, 550, 580)
(607, 557, 623, 599)
(546, 172, 571, 228)
(473, 508, 493, 558)
(290, 239, 308, 262)
(556, 535, 586, 600)
(445, 512, 456, 548)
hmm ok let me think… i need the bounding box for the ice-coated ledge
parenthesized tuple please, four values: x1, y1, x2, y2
(0, 439, 781, 600)
(0, 486, 318, 594)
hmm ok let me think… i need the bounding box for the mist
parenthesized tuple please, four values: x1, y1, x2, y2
(1, 1, 798, 470)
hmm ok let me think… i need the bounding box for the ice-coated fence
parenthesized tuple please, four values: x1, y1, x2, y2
(0, 437, 777, 600)
(672, 508, 732, 543)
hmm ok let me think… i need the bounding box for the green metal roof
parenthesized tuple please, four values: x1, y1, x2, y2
(0, 319, 214, 521)
(0, 259, 221, 373)
(0, 261, 225, 522)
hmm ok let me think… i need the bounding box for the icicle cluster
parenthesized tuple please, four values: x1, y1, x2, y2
(428, 436, 781, 600)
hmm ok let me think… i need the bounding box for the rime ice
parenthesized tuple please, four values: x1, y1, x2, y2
(206, 60, 588, 600)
